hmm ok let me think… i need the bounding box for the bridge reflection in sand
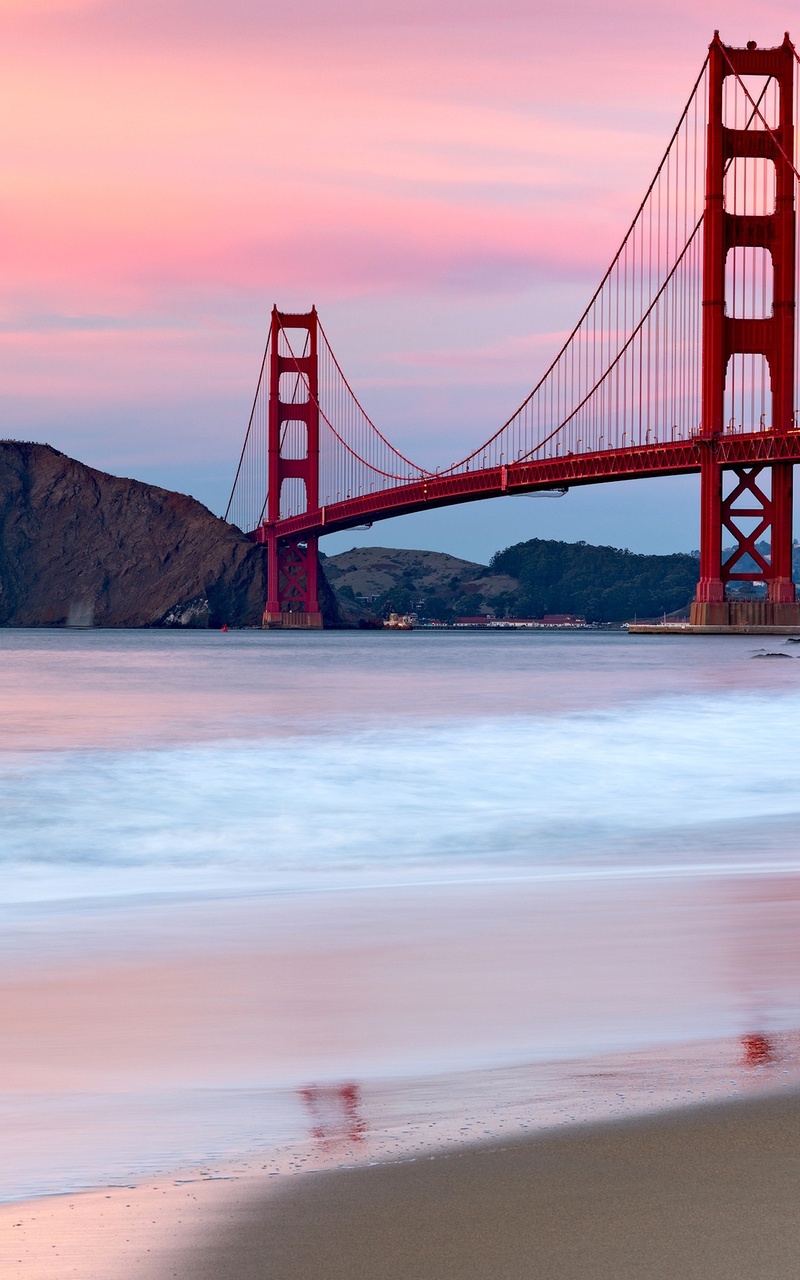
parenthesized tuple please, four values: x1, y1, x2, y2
(300, 1083, 367, 1152)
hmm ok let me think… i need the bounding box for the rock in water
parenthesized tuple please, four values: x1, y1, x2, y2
(0, 441, 337, 628)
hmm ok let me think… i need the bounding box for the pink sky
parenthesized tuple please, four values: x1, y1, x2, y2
(1, 0, 796, 557)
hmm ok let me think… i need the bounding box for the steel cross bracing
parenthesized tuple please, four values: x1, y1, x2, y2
(225, 33, 800, 628)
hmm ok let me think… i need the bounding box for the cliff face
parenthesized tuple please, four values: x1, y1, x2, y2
(0, 441, 338, 628)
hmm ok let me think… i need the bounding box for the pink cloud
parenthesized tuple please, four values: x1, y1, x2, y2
(0, 32, 663, 312)
(5, 0, 793, 51)
(1, 0, 796, 489)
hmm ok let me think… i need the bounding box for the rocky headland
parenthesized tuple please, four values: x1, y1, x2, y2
(0, 441, 342, 628)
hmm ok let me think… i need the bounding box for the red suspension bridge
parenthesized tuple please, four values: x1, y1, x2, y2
(226, 33, 800, 629)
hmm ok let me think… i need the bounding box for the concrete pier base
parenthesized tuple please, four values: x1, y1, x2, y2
(262, 611, 323, 629)
(689, 600, 800, 627)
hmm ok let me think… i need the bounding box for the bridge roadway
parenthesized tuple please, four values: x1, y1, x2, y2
(256, 429, 800, 545)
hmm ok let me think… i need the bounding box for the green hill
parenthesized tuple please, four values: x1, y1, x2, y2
(489, 539, 699, 624)
(323, 538, 701, 625)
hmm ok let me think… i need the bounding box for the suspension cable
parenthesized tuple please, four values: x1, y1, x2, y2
(278, 319, 426, 483)
(520, 216, 703, 459)
(316, 319, 436, 476)
(224, 330, 270, 521)
(433, 53, 711, 475)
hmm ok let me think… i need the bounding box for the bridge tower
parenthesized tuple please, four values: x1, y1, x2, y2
(257, 307, 323, 628)
(691, 33, 798, 626)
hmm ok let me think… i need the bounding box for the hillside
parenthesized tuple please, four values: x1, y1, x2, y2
(489, 539, 699, 623)
(321, 546, 518, 624)
(324, 538, 702, 624)
(0, 441, 341, 627)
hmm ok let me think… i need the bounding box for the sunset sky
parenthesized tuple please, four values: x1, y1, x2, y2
(1, 0, 795, 560)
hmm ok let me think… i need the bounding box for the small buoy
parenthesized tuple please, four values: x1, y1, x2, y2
(221, 624, 229, 633)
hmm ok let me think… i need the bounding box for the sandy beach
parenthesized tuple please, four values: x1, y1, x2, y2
(3, 870, 799, 1202)
(3, 1089, 799, 1280)
(3, 870, 800, 1278)
(4, 635, 800, 1277)
(165, 1090, 800, 1280)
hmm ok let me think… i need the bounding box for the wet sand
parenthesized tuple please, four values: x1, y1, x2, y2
(3, 872, 800, 1275)
(3, 1081, 800, 1278)
(161, 1090, 800, 1280)
(3, 873, 800, 1202)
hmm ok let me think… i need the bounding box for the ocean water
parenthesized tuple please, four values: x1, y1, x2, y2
(3, 628, 800, 1199)
(3, 628, 800, 903)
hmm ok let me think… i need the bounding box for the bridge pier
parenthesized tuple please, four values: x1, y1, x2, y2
(690, 456, 799, 626)
(261, 307, 323, 629)
(262, 534, 322, 628)
(263, 610, 323, 629)
(690, 600, 800, 627)
(690, 34, 799, 630)
(249, 521, 323, 626)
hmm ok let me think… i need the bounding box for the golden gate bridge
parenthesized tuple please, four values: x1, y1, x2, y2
(225, 33, 800, 630)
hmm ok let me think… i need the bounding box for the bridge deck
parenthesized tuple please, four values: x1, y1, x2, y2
(252, 432, 800, 544)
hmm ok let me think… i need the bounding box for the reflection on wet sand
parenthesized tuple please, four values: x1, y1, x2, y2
(300, 1083, 367, 1152)
(2, 872, 800, 1198)
(741, 1032, 776, 1066)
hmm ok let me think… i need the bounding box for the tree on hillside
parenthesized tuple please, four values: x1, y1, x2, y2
(489, 538, 699, 623)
